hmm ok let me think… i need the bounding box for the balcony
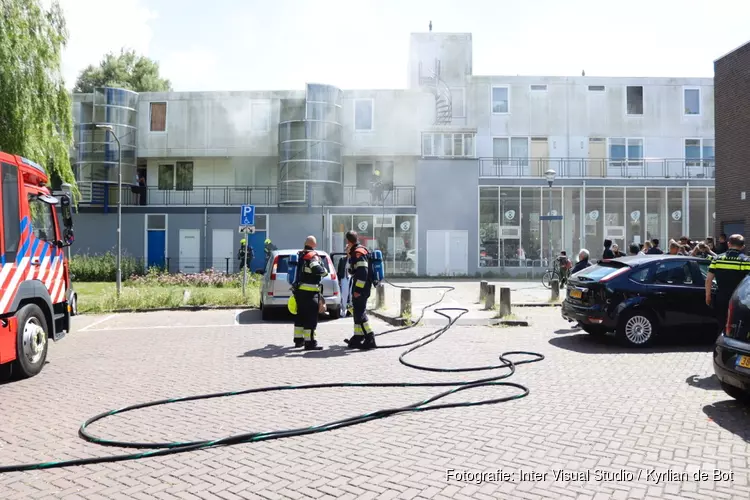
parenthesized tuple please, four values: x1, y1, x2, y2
(76, 182, 416, 208)
(478, 158, 716, 179)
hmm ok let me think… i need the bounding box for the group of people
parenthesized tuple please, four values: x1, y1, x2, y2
(290, 230, 378, 351)
(237, 238, 277, 270)
(560, 232, 750, 334)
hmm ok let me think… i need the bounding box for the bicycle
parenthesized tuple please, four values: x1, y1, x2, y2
(542, 261, 569, 289)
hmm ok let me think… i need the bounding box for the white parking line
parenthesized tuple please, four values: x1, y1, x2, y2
(78, 314, 116, 332)
(82, 323, 247, 333)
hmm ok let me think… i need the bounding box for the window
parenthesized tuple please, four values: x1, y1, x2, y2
(684, 88, 701, 115)
(609, 138, 643, 165)
(28, 195, 56, 242)
(150, 102, 167, 132)
(698, 262, 717, 287)
(573, 264, 626, 282)
(356, 163, 373, 189)
(158, 162, 194, 191)
(354, 99, 373, 131)
(251, 102, 271, 131)
(588, 85, 606, 92)
(493, 137, 529, 165)
(685, 138, 715, 167)
(530, 84, 547, 91)
(626, 86, 643, 115)
(654, 261, 693, 285)
(1, 162, 20, 259)
(630, 266, 651, 283)
(450, 88, 465, 117)
(492, 86, 509, 113)
(421, 133, 475, 158)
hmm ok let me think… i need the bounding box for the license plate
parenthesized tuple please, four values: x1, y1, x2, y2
(570, 289, 583, 299)
(736, 356, 750, 369)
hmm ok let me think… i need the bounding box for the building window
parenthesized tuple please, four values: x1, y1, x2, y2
(609, 138, 643, 166)
(251, 102, 271, 131)
(491, 86, 509, 114)
(150, 102, 167, 132)
(421, 133, 475, 158)
(354, 99, 373, 131)
(685, 138, 715, 167)
(158, 162, 194, 191)
(588, 85, 606, 92)
(450, 88, 465, 118)
(626, 86, 643, 115)
(356, 163, 372, 189)
(530, 84, 547, 91)
(684, 88, 701, 115)
(493, 137, 530, 167)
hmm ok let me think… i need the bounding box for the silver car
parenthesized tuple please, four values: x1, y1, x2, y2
(258, 249, 342, 321)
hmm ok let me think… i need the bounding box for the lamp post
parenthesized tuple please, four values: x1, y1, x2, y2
(95, 124, 122, 297)
(545, 169, 557, 265)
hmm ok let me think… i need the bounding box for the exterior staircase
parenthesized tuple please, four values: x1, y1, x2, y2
(419, 59, 453, 125)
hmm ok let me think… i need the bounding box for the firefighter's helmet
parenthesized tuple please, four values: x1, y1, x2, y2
(240, 238, 246, 245)
(374, 169, 381, 176)
(265, 238, 271, 245)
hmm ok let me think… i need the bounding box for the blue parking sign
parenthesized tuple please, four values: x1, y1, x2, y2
(240, 205, 255, 226)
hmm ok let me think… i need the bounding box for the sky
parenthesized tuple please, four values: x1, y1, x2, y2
(56, 0, 750, 92)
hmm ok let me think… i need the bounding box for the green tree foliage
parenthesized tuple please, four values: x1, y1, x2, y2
(0, 0, 76, 192)
(74, 49, 172, 93)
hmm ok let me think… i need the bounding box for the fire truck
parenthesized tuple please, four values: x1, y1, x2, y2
(0, 151, 75, 379)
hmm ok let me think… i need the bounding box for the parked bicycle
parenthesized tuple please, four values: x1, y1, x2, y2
(542, 259, 570, 289)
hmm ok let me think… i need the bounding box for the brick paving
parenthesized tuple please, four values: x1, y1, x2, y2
(0, 306, 749, 499)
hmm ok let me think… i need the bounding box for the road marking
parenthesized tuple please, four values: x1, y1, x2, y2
(82, 323, 248, 333)
(78, 314, 116, 331)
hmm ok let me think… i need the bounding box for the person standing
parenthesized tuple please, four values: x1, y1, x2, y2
(291, 236, 329, 350)
(602, 240, 615, 260)
(337, 255, 352, 317)
(628, 243, 640, 256)
(647, 238, 664, 254)
(571, 249, 592, 274)
(705, 234, 750, 335)
(343, 230, 377, 350)
(238, 238, 254, 271)
(715, 234, 729, 255)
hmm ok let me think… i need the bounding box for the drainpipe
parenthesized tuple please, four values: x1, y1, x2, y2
(204, 207, 208, 272)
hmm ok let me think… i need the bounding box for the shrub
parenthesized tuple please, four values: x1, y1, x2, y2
(70, 252, 146, 282)
(126, 267, 259, 288)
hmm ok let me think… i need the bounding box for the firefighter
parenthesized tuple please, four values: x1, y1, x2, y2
(238, 239, 254, 270)
(705, 234, 750, 335)
(264, 238, 276, 265)
(292, 235, 329, 350)
(343, 230, 377, 349)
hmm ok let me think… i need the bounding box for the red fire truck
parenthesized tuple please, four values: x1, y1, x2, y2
(0, 151, 75, 379)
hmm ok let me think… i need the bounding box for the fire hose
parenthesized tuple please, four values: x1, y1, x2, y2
(0, 280, 544, 474)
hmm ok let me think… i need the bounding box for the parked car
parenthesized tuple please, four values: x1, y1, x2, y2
(561, 255, 718, 347)
(258, 249, 341, 321)
(713, 275, 750, 403)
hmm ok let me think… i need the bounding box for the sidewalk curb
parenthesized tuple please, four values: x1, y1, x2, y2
(368, 309, 531, 327)
(515, 303, 562, 307)
(81, 305, 257, 315)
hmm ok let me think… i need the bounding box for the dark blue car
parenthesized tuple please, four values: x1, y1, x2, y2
(714, 275, 750, 403)
(561, 255, 718, 347)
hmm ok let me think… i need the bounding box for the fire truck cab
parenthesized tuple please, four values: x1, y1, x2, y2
(0, 151, 75, 379)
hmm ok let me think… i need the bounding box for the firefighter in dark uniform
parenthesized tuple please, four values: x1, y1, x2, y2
(292, 235, 328, 350)
(705, 234, 750, 335)
(343, 230, 377, 349)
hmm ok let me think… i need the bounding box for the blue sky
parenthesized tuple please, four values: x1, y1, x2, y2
(57, 0, 750, 92)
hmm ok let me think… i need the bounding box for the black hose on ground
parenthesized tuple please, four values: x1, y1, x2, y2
(0, 280, 544, 474)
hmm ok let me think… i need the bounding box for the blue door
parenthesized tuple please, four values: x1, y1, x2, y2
(147, 230, 166, 269)
(247, 231, 266, 272)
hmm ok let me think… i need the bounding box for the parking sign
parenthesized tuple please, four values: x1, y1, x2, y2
(240, 205, 255, 226)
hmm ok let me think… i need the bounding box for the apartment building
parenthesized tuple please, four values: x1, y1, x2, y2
(70, 32, 715, 277)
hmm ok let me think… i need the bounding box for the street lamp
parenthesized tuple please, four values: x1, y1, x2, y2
(95, 124, 122, 297)
(545, 169, 557, 264)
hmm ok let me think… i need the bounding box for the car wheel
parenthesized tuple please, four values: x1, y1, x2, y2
(617, 310, 657, 347)
(329, 307, 341, 319)
(12, 304, 49, 379)
(581, 325, 607, 336)
(719, 381, 750, 404)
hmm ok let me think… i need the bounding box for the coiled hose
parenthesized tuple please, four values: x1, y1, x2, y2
(0, 282, 543, 474)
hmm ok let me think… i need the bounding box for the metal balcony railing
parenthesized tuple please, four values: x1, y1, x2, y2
(478, 157, 716, 179)
(76, 182, 416, 208)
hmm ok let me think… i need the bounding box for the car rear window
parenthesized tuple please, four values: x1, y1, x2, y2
(574, 263, 628, 281)
(275, 254, 331, 274)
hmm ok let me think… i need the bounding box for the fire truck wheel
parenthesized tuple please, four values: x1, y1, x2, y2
(13, 304, 49, 379)
(69, 293, 78, 316)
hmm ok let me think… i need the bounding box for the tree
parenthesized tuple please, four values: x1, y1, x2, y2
(74, 49, 172, 93)
(0, 0, 76, 192)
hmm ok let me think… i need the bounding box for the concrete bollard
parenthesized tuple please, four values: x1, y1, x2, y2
(551, 279, 560, 301)
(400, 288, 412, 318)
(480, 280, 488, 302)
(485, 284, 496, 310)
(376, 283, 385, 309)
(499, 287, 511, 317)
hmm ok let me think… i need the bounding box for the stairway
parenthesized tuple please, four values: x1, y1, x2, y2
(419, 60, 453, 125)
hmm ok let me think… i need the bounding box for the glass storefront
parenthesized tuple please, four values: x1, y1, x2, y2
(479, 186, 715, 267)
(330, 214, 417, 275)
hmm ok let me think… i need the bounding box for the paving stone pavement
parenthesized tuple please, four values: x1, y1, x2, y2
(1, 305, 749, 499)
